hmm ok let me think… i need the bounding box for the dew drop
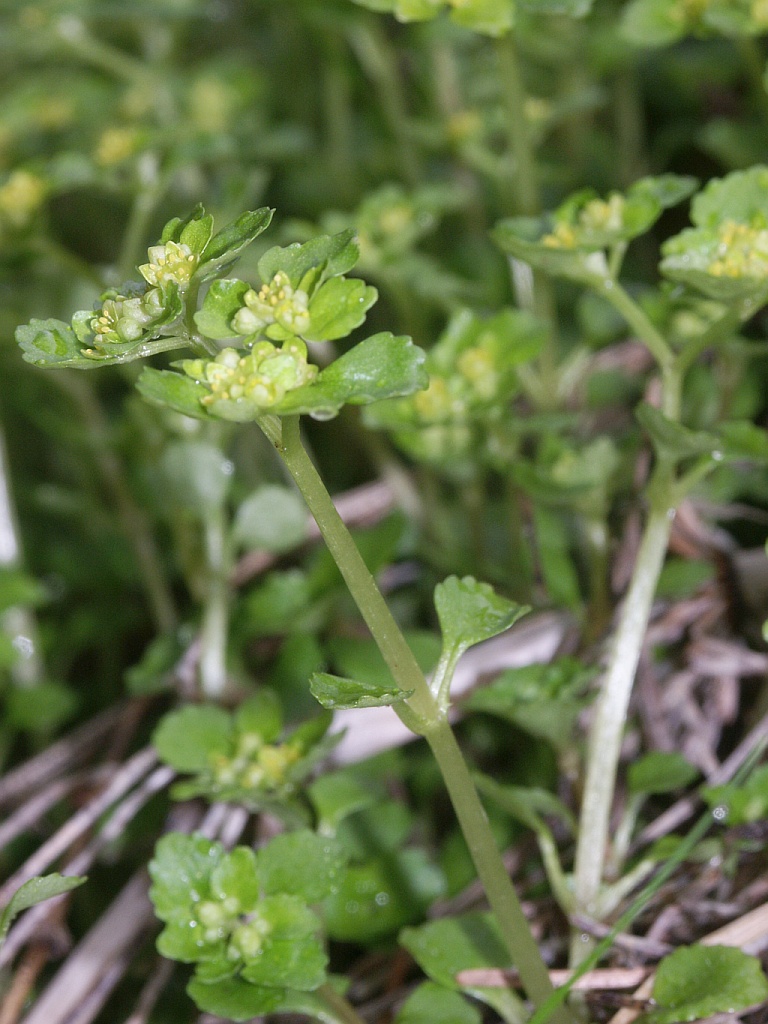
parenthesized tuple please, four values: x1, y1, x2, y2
(712, 804, 728, 822)
(309, 407, 336, 422)
(374, 892, 389, 907)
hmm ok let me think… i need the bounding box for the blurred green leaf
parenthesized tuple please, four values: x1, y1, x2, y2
(233, 485, 307, 554)
(0, 874, 87, 946)
(646, 945, 768, 1023)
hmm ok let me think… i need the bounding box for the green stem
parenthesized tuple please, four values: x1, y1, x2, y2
(199, 505, 230, 698)
(495, 34, 559, 404)
(495, 34, 538, 215)
(595, 278, 674, 372)
(570, 466, 675, 961)
(272, 416, 569, 1021)
(347, 22, 420, 186)
(317, 984, 367, 1024)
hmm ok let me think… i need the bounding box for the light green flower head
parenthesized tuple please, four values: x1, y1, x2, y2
(139, 240, 199, 289)
(182, 340, 318, 421)
(231, 270, 311, 339)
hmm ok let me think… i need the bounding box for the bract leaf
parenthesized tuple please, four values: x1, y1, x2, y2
(240, 894, 326, 990)
(305, 277, 378, 342)
(152, 704, 232, 773)
(194, 279, 249, 340)
(435, 575, 529, 660)
(0, 874, 86, 945)
(310, 671, 414, 709)
(257, 829, 348, 902)
(274, 333, 428, 420)
(647, 945, 768, 1023)
(258, 230, 359, 291)
(136, 368, 212, 419)
(196, 208, 274, 279)
(234, 690, 283, 743)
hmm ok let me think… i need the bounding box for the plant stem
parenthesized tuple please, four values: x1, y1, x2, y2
(495, 34, 559, 405)
(594, 278, 674, 372)
(199, 505, 230, 698)
(272, 416, 570, 1021)
(570, 465, 676, 962)
(318, 984, 367, 1024)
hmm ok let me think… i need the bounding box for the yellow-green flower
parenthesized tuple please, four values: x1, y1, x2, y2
(139, 240, 199, 289)
(183, 341, 318, 420)
(231, 270, 310, 338)
(0, 170, 46, 229)
(706, 218, 768, 278)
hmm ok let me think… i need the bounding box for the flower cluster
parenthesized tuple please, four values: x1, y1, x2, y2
(181, 341, 318, 421)
(149, 833, 328, 991)
(0, 170, 46, 230)
(705, 219, 768, 278)
(72, 282, 178, 359)
(139, 240, 199, 289)
(231, 271, 311, 339)
(542, 193, 627, 249)
(207, 730, 302, 794)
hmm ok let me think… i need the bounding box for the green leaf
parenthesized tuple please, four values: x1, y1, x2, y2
(475, 773, 575, 833)
(274, 333, 428, 420)
(0, 568, 47, 614)
(621, 0, 697, 46)
(211, 846, 260, 911)
(258, 231, 359, 291)
(233, 485, 307, 554)
(702, 764, 768, 824)
(521, 0, 593, 15)
(435, 575, 529, 660)
(308, 772, 378, 833)
(6, 681, 78, 733)
(159, 440, 233, 515)
(152, 705, 232, 773)
(240, 894, 327, 990)
(628, 752, 699, 796)
(719, 420, 768, 463)
(647, 945, 768, 1023)
(324, 851, 444, 942)
(305, 277, 378, 342)
(257, 830, 348, 903)
(186, 977, 284, 1020)
(194, 279, 249, 340)
(691, 166, 768, 230)
(16, 319, 95, 369)
(449, 0, 515, 36)
(0, 874, 87, 945)
(635, 403, 717, 461)
(187, 977, 344, 1022)
(234, 690, 284, 743)
(310, 671, 413, 710)
(197, 208, 274, 279)
(395, 982, 482, 1024)
(180, 213, 214, 256)
(136, 368, 212, 419)
(465, 658, 594, 751)
(399, 912, 525, 1020)
(148, 832, 221, 923)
